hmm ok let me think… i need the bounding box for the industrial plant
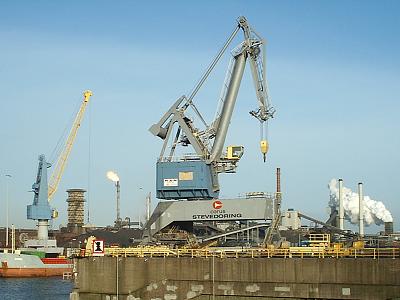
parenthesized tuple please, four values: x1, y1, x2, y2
(1, 15, 399, 300)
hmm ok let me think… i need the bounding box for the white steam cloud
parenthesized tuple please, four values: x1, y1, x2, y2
(106, 171, 119, 182)
(328, 178, 392, 226)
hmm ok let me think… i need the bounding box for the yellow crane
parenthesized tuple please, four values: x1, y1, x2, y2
(48, 90, 92, 200)
(27, 90, 92, 241)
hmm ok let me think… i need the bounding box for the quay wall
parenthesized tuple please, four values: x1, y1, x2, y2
(71, 257, 400, 300)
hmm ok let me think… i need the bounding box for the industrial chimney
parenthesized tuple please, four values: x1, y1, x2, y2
(338, 179, 344, 230)
(106, 171, 121, 228)
(275, 168, 282, 217)
(116, 181, 121, 225)
(358, 182, 364, 237)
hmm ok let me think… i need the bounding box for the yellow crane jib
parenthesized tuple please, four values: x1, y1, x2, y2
(48, 90, 93, 200)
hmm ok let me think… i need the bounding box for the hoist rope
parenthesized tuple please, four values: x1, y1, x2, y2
(87, 102, 92, 223)
(49, 99, 81, 165)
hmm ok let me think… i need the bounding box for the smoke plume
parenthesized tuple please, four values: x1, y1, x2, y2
(328, 179, 392, 226)
(106, 171, 120, 182)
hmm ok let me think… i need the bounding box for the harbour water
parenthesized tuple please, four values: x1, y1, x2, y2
(0, 277, 73, 300)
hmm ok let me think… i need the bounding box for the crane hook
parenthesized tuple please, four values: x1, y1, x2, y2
(260, 140, 269, 162)
(260, 122, 269, 162)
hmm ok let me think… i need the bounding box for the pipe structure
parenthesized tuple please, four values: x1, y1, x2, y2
(338, 179, 344, 230)
(358, 182, 364, 237)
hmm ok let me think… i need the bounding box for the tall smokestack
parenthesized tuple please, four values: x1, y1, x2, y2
(275, 168, 282, 216)
(276, 168, 281, 194)
(358, 182, 364, 237)
(116, 181, 121, 223)
(338, 179, 344, 230)
(106, 171, 121, 227)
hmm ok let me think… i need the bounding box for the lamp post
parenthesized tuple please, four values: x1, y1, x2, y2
(5, 174, 12, 247)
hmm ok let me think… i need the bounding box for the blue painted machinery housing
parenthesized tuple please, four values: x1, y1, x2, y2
(156, 160, 219, 200)
(27, 155, 53, 220)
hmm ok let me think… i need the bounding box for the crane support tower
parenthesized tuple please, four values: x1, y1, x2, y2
(27, 90, 92, 242)
(150, 16, 275, 200)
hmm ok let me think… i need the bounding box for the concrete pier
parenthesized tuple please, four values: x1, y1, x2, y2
(71, 256, 400, 299)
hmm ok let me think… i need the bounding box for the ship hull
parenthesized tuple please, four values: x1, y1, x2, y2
(0, 253, 73, 278)
(0, 266, 72, 277)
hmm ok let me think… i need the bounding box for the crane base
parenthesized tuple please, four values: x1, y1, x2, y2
(143, 195, 273, 238)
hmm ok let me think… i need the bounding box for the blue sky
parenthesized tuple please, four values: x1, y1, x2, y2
(1, 1, 399, 233)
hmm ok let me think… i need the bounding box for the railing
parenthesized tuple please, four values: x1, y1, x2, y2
(62, 272, 73, 280)
(309, 233, 330, 244)
(100, 246, 400, 259)
(159, 153, 204, 162)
